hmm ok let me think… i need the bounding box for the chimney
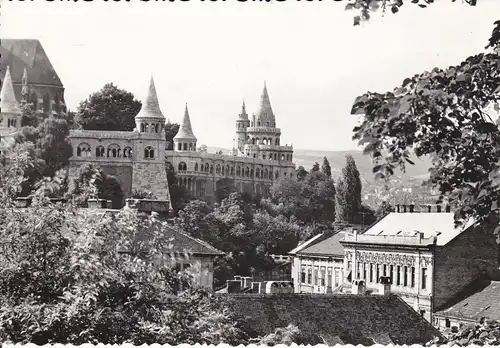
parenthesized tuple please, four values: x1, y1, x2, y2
(227, 280, 241, 293)
(378, 276, 391, 295)
(352, 279, 366, 295)
(409, 204, 415, 213)
(396, 204, 400, 213)
(437, 205, 442, 213)
(427, 205, 432, 213)
(403, 205, 407, 213)
(445, 205, 451, 213)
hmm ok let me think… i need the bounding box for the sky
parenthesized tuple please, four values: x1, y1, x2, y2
(2, 0, 499, 151)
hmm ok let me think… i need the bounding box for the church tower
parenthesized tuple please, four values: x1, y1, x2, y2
(0, 66, 22, 130)
(135, 76, 167, 139)
(235, 100, 250, 153)
(174, 104, 197, 152)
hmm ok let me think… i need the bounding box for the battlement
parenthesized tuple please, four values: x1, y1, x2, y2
(246, 127, 282, 134)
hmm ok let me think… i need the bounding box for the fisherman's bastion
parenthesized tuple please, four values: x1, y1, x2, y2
(1, 39, 296, 204)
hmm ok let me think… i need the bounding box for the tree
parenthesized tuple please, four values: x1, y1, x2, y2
(165, 122, 180, 150)
(295, 166, 308, 181)
(311, 162, 320, 172)
(321, 156, 332, 179)
(335, 154, 362, 224)
(15, 107, 73, 196)
(375, 201, 394, 220)
(75, 83, 142, 132)
(66, 164, 124, 208)
(341, 0, 489, 28)
(253, 325, 322, 345)
(0, 146, 246, 345)
(351, 25, 500, 227)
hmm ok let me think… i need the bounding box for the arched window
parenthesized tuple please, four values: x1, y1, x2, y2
(250, 169, 254, 178)
(231, 166, 234, 176)
(43, 94, 50, 113)
(286, 154, 290, 161)
(274, 153, 278, 160)
(195, 163, 199, 171)
(252, 138, 256, 145)
(275, 138, 280, 146)
(183, 143, 188, 151)
(30, 92, 38, 111)
(177, 142, 182, 151)
(264, 168, 269, 179)
(144, 146, 154, 159)
(216, 164, 221, 175)
(236, 166, 241, 176)
(256, 138, 260, 145)
(155, 124, 159, 133)
(275, 171, 279, 179)
(269, 170, 273, 180)
(204, 163, 210, 172)
(263, 154, 266, 160)
(178, 162, 187, 171)
(95, 145, 105, 158)
(210, 165, 213, 174)
(226, 165, 230, 176)
(290, 155, 293, 161)
(189, 143, 193, 151)
(145, 123, 149, 133)
(150, 123, 155, 132)
(281, 154, 285, 161)
(256, 168, 260, 178)
(77, 143, 91, 157)
(123, 146, 133, 158)
(245, 167, 250, 177)
(141, 123, 146, 132)
(107, 144, 121, 158)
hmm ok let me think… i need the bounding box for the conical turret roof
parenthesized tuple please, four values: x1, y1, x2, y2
(0, 66, 22, 114)
(238, 100, 249, 120)
(174, 104, 197, 140)
(256, 82, 275, 126)
(135, 76, 166, 121)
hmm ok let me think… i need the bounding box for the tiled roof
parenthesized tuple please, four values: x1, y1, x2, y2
(135, 76, 166, 121)
(174, 104, 196, 140)
(362, 212, 475, 246)
(297, 232, 345, 257)
(0, 39, 63, 87)
(255, 82, 275, 125)
(224, 293, 443, 345)
(435, 280, 500, 321)
(288, 234, 324, 255)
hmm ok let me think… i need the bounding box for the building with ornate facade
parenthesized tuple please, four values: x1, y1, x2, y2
(339, 204, 500, 324)
(166, 82, 296, 203)
(0, 39, 66, 116)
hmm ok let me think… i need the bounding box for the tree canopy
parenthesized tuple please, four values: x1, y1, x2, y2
(75, 83, 142, 132)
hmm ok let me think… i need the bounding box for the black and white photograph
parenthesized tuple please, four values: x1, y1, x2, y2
(1, 0, 500, 345)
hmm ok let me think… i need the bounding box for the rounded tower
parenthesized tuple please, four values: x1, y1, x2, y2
(174, 104, 197, 152)
(0, 66, 22, 130)
(235, 100, 250, 152)
(135, 76, 167, 139)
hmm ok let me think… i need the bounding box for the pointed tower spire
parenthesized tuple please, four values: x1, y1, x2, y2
(21, 67, 29, 102)
(174, 103, 197, 141)
(135, 76, 166, 122)
(1, 66, 22, 115)
(238, 99, 249, 120)
(256, 81, 275, 126)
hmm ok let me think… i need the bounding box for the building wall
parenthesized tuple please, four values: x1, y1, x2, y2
(68, 129, 170, 201)
(166, 150, 296, 202)
(292, 255, 344, 294)
(434, 315, 473, 331)
(159, 255, 215, 289)
(343, 246, 434, 322)
(433, 224, 499, 311)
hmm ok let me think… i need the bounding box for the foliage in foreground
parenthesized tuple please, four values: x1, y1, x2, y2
(351, 24, 500, 231)
(0, 149, 246, 345)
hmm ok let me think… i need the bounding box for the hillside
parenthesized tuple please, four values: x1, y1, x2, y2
(206, 146, 432, 184)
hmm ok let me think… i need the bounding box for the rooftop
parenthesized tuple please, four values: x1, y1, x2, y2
(436, 280, 500, 321)
(351, 212, 475, 246)
(224, 293, 444, 345)
(0, 39, 63, 87)
(296, 232, 345, 257)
